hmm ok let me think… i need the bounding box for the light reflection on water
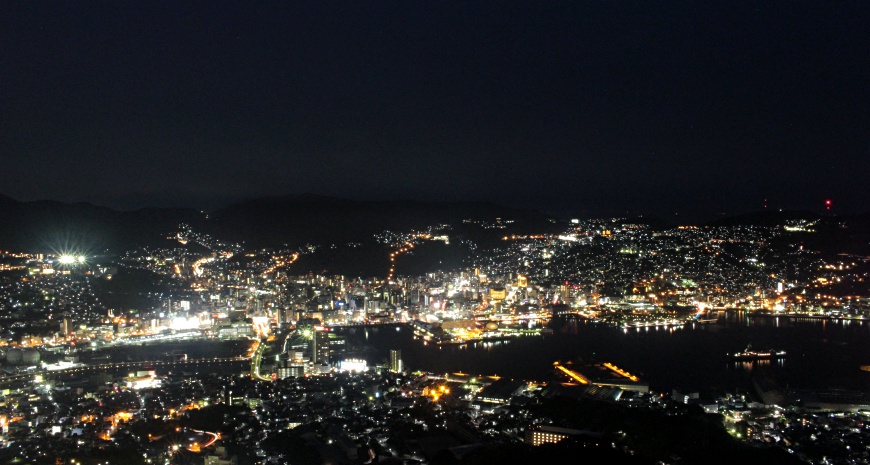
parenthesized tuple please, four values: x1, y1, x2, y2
(733, 358, 785, 373)
(337, 312, 870, 392)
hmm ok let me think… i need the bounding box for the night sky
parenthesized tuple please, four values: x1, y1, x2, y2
(2, 2, 868, 217)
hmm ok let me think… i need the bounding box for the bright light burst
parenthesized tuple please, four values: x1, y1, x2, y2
(45, 229, 97, 268)
(57, 254, 87, 266)
(57, 255, 87, 265)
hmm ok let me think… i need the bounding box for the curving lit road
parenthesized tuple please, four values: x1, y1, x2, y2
(188, 428, 220, 451)
(250, 339, 271, 381)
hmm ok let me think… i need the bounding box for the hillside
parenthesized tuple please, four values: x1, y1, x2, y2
(0, 194, 555, 255)
(202, 194, 553, 248)
(0, 194, 198, 254)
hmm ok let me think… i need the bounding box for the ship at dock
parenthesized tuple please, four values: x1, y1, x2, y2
(692, 305, 720, 324)
(729, 344, 786, 361)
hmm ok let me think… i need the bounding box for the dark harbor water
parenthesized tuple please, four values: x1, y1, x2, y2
(339, 312, 870, 394)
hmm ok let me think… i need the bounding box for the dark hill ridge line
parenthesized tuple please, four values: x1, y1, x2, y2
(707, 210, 820, 227)
(2, 193, 866, 256)
(706, 210, 870, 227)
(206, 195, 551, 247)
(210, 193, 532, 216)
(0, 193, 548, 252)
(0, 194, 200, 253)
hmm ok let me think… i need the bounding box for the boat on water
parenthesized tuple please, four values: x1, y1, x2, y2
(729, 344, 786, 360)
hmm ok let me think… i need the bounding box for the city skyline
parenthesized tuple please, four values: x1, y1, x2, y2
(1, 3, 869, 464)
(0, 214, 867, 464)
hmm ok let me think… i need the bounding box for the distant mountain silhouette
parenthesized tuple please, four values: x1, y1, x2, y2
(0, 194, 199, 253)
(707, 210, 820, 227)
(5, 194, 862, 258)
(204, 194, 551, 247)
(0, 193, 552, 253)
(707, 209, 870, 257)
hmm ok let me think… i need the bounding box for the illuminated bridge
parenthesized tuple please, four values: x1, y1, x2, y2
(0, 356, 250, 386)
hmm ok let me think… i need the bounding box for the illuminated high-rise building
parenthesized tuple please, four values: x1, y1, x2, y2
(517, 275, 528, 288)
(525, 426, 594, 446)
(60, 318, 71, 336)
(312, 328, 330, 364)
(390, 349, 403, 373)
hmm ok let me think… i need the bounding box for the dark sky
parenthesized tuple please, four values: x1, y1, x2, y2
(2, 1, 868, 217)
